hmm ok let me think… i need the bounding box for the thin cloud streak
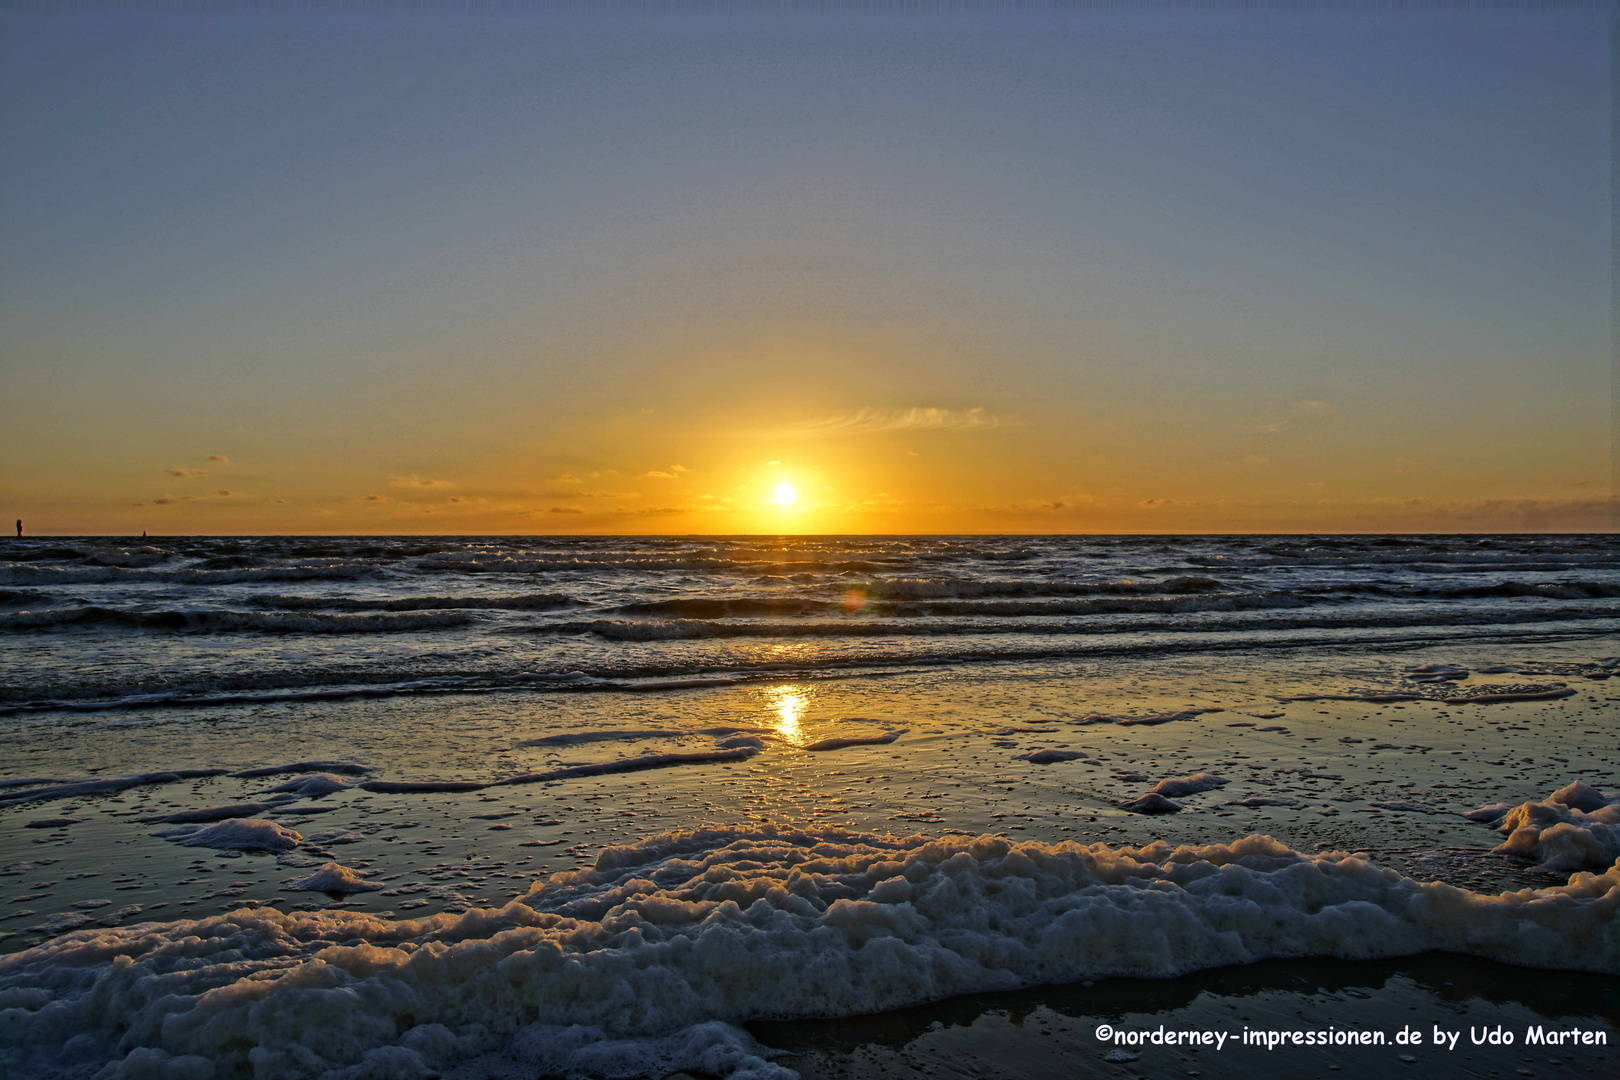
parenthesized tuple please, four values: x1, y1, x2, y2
(776, 407, 1000, 438)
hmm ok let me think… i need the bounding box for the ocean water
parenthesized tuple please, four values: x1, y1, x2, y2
(0, 534, 1616, 1080)
(3, 533, 1616, 713)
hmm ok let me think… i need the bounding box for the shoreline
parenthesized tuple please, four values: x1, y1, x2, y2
(2, 638, 1617, 1076)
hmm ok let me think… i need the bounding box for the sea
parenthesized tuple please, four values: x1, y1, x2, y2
(0, 534, 1616, 1080)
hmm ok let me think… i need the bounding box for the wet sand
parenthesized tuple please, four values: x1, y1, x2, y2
(1, 639, 1615, 1077)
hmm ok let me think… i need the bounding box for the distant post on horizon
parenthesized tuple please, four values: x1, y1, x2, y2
(14, 520, 19, 539)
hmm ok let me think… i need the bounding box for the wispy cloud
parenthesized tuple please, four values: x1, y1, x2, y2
(777, 407, 1000, 438)
(547, 506, 584, 514)
(984, 494, 1106, 514)
(205, 454, 230, 464)
(1394, 455, 1433, 477)
(535, 488, 638, 499)
(162, 467, 209, 478)
(390, 476, 454, 489)
(1259, 400, 1335, 434)
(641, 464, 689, 479)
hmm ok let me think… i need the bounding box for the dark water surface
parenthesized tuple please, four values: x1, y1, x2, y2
(4, 534, 1616, 713)
(753, 954, 1619, 1080)
(1, 535, 1615, 1080)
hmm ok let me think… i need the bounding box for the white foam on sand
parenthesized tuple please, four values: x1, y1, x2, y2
(1119, 792, 1185, 814)
(5, 825, 1612, 1079)
(268, 774, 355, 798)
(282, 863, 383, 893)
(23, 912, 89, 935)
(153, 818, 302, 852)
(1470, 782, 1620, 872)
(1119, 773, 1227, 812)
(1149, 773, 1227, 798)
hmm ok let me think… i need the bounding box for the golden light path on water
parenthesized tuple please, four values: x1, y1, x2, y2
(770, 685, 807, 742)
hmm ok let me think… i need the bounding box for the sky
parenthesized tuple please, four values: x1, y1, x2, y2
(0, 7, 1612, 535)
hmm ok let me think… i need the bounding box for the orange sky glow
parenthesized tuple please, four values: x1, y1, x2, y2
(2, 13, 1612, 535)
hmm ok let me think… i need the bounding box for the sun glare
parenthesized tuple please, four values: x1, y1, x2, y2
(771, 482, 797, 507)
(771, 687, 805, 740)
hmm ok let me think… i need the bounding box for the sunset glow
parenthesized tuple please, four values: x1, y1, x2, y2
(0, 13, 1608, 535)
(1, 13, 1613, 1078)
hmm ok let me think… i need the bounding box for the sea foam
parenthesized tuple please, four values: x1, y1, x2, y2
(2, 826, 1614, 1079)
(1471, 782, 1620, 871)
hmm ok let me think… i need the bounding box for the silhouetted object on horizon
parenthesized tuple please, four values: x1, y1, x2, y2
(14, 520, 19, 539)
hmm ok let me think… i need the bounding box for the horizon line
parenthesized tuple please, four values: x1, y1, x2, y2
(8, 530, 1618, 539)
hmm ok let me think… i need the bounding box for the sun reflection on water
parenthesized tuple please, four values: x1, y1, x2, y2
(771, 686, 807, 741)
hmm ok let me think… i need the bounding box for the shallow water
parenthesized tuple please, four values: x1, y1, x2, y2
(0, 535, 1615, 1079)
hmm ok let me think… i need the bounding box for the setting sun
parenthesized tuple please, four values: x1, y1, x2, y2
(1, 14, 1608, 1077)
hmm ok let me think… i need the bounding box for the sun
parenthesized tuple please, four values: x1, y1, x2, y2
(771, 482, 797, 507)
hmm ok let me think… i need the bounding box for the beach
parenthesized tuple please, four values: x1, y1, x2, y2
(1, 534, 1616, 1079)
(7, 7, 1613, 1076)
